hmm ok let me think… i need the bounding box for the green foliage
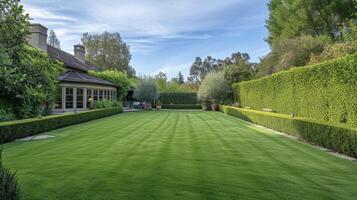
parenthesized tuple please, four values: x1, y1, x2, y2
(0, 46, 62, 119)
(0, 147, 21, 200)
(188, 56, 224, 84)
(161, 104, 201, 109)
(47, 30, 61, 49)
(234, 54, 357, 126)
(267, 0, 357, 45)
(159, 92, 197, 104)
(94, 100, 122, 109)
(133, 76, 159, 103)
(220, 105, 357, 158)
(257, 36, 327, 77)
(0, 110, 15, 122)
(309, 40, 357, 65)
(88, 70, 131, 98)
(0, 0, 30, 62)
(197, 71, 230, 103)
(0, 107, 122, 143)
(81, 32, 135, 77)
(171, 71, 184, 84)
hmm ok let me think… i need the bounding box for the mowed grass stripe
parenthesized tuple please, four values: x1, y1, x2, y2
(3, 111, 357, 200)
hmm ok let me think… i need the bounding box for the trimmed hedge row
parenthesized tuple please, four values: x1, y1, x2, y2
(220, 105, 357, 158)
(233, 54, 357, 127)
(162, 104, 201, 109)
(159, 92, 197, 104)
(0, 107, 122, 143)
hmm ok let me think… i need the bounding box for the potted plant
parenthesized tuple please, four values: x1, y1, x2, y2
(133, 76, 159, 110)
(156, 99, 162, 110)
(197, 71, 230, 111)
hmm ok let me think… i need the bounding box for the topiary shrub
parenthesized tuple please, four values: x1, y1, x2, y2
(220, 105, 357, 158)
(0, 107, 122, 143)
(0, 147, 21, 200)
(159, 92, 197, 104)
(233, 54, 357, 126)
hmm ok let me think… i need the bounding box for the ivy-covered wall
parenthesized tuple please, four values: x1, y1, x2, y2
(233, 54, 357, 127)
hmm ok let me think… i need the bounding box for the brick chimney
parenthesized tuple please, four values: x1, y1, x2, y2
(74, 44, 85, 63)
(28, 23, 48, 52)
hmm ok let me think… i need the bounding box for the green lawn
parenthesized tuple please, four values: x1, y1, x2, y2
(3, 111, 357, 200)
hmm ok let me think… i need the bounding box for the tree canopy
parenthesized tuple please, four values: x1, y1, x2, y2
(81, 31, 135, 77)
(267, 0, 357, 45)
(47, 30, 61, 49)
(0, 0, 30, 62)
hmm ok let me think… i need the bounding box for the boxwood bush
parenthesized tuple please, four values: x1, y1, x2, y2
(233, 54, 357, 126)
(159, 92, 197, 104)
(0, 107, 122, 143)
(220, 105, 357, 158)
(162, 104, 201, 109)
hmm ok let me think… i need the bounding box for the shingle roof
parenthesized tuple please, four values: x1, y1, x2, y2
(58, 70, 117, 87)
(47, 45, 98, 72)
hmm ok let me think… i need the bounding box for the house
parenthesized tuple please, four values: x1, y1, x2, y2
(28, 23, 118, 113)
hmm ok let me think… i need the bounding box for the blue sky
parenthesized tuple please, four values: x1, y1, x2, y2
(22, 0, 270, 79)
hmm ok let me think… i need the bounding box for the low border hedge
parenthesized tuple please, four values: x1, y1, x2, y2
(220, 105, 357, 158)
(162, 104, 201, 109)
(159, 92, 197, 104)
(0, 107, 122, 143)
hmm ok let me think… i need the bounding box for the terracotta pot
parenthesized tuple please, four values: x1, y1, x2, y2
(143, 102, 151, 110)
(211, 103, 218, 111)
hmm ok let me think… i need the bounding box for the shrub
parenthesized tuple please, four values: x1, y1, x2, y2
(0, 46, 62, 119)
(88, 70, 131, 98)
(133, 76, 159, 103)
(159, 92, 197, 104)
(234, 54, 357, 126)
(161, 104, 201, 109)
(0, 147, 21, 200)
(0, 110, 15, 122)
(220, 105, 357, 158)
(197, 71, 230, 104)
(94, 100, 122, 109)
(309, 41, 357, 65)
(0, 107, 122, 143)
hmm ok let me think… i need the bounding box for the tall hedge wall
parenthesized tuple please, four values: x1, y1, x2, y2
(159, 92, 197, 104)
(220, 105, 357, 158)
(233, 54, 357, 127)
(0, 107, 122, 143)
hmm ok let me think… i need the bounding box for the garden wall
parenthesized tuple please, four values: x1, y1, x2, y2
(233, 54, 357, 127)
(0, 107, 122, 143)
(220, 105, 357, 158)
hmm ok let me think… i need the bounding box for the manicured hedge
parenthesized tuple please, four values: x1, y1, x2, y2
(220, 105, 357, 158)
(233, 54, 357, 127)
(0, 107, 122, 143)
(159, 92, 197, 104)
(162, 104, 201, 109)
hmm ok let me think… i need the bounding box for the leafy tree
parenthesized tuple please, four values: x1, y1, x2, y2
(197, 71, 230, 104)
(267, 0, 357, 45)
(0, 0, 30, 62)
(0, 147, 21, 200)
(88, 70, 131, 99)
(47, 30, 61, 49)
(257, 36, 327, 76)
(155, 72, 168, 91)
(222, 52, 255, 84)
(133, 76, 159, 104)
(81, 31, 135, 77)
(188, 56, 224, 84)
(0, 46, 62, 118)
(171, 71, 185, 84)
